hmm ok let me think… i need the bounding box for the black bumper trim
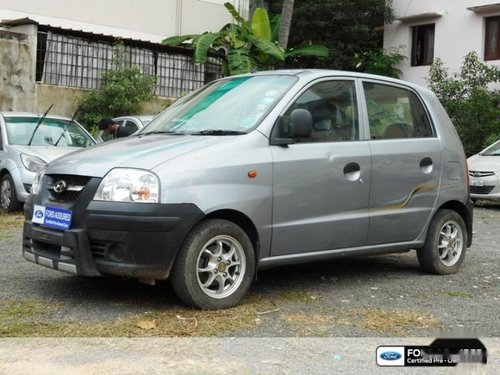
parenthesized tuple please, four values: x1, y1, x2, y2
(23, 201, 205, 279)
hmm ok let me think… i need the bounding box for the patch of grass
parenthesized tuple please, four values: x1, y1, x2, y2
(0, 210, 24, 233)
(357, 308, 441, 335)
(0, 294, 277, 337)
(279, 307, 442, 336)
(441, 291, 474, 298)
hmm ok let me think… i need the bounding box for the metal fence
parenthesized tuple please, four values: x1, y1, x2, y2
(36, 26, 222, 97)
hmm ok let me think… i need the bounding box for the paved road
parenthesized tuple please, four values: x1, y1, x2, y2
(0, 203, 498, 373)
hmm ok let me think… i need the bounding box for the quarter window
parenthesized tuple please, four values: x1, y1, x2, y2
(485, 16, 500, 60)
(363, 82, 434, 140)
(280, 80, 359, 143)
(411, 24, 435, 66)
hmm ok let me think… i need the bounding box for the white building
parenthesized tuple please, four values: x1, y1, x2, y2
(384, 0, 500, 87)
(0, 0, 249, 43)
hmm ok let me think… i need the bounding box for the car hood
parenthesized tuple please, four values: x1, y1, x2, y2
(45, 135, 229, 177)
(12, 145, 80, 163)
(468, 155, 500, 172)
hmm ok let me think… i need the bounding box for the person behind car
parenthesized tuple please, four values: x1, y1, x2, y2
(98, 118, 131, 139)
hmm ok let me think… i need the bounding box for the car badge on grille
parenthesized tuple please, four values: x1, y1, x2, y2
(53, 180, 68, 193)
(471, 172, 481, 177)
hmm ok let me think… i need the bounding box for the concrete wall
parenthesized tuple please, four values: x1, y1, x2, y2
(0, 26, 36, 111)
(384, 0, 500, 87)
(35, 84, 172, 119)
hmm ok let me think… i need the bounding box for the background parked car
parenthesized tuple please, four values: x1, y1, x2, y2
(97, 115, 155, 142)
(468, 138, 500, 202)
(0, 111, 96, 211)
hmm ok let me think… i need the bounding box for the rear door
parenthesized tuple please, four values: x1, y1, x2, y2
(271, 79, 371, 256)
(363, 81, 442, 244)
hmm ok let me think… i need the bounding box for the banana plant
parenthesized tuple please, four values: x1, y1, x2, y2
(162, 2, 328, 76)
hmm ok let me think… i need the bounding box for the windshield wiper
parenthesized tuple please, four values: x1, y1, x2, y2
(139, 130, 185, 136)
(27, 104, 54, 146)
(54, 105, 80, 146)
(192, 129, 246, 135)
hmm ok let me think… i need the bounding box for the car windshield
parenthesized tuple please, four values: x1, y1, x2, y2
(5, 117, 95, 147)
(140, 75, 297, 135)
(481, 140, 500, 156)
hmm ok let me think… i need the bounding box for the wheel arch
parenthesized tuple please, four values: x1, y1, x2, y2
(203, 209, 260, 266)
(437, 200, 473, 247)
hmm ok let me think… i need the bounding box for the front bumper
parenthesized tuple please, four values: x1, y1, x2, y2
(23, 200, 204, 279)
(469, 172, 500, 202)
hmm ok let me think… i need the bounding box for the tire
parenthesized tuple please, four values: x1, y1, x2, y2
(171, 219, 255, 309)
(417, 209, 467, 275)
(0, 174, 23, 212)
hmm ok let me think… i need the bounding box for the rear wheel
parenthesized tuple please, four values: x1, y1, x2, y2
(0, 174, 22, 212)
(417, 209, 467, 275)
(171, 219, 255, 309)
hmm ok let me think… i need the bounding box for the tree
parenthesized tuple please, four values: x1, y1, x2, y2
(268, 0, 394, 71)
(77, 45, 156, 132)
(278, 0, 294, 49)
(428, 52, 500, 155)
(353, 47, 406, 78)
(162, 2, 328, 76)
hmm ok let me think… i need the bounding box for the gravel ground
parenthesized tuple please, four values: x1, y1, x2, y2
(0, 203, 498, 373)
(0, 203, 499, 336)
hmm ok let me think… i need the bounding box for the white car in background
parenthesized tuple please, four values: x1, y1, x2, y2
(468, 139, 500, 202)
(97, 115, 155, 142)
(114, 115, 155, 134)
(0, 112, 96, 211)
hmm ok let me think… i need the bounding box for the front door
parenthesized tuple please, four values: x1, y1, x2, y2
(270, 80, 371, 256)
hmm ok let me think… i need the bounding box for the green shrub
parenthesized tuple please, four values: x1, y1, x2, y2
(427, 52, 500, 155)
(77, 45, 157, 132)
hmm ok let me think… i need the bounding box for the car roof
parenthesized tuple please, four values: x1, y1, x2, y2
(113, 115, 155, 121)
(220, 69, 434, 96)
(0, 111, 73, 121)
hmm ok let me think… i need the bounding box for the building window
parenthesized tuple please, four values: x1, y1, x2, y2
(411, 24, 435, 66)
(485, 16, 500, 60)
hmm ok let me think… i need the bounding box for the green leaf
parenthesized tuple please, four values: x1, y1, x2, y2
(224, 2, 246, 25)
(270, 15, 281, 43)
(162, 35, 198, 46)
(194, 33, 221, 63)
(227, 48, 257, 75)
(251, 8, 271, 41)
(285, 45, 330, 58)
(248, 35, 285, 61)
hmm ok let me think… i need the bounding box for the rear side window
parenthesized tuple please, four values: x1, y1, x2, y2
(363, 82, 434, 140)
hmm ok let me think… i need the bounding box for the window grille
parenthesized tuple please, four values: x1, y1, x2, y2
(36, 28, 222, 97)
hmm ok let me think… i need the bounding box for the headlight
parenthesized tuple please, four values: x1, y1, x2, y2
(94, 168, 160, 203)
(21, 153, 47, 173)
(31, 169, 45, 195)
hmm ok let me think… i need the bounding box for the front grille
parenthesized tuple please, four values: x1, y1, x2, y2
(469, 171, 495, 178)
(470, 186, 495, 194)
(47, 174, 91, 202)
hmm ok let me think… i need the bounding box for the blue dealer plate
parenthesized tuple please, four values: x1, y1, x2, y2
(32, 205, 72, 230)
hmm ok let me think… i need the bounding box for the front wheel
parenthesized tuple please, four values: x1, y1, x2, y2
(417, 209, 467, 275)
(0, 174, 22, 212)
(171, 219, 255, 309)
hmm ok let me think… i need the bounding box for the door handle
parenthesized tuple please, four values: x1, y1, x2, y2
(420, 157, 433, 174)
(343, 162, 361, 182)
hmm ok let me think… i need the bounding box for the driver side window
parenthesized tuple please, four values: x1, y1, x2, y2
(281, 80, 359, 143)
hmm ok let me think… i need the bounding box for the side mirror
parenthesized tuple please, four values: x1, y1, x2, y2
(289, 109, 312, 138)
(270, 109, 313, 146)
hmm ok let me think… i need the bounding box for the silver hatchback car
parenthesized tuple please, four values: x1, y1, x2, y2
(0, 112, 96, 211)
(22, 71, 473, 309)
